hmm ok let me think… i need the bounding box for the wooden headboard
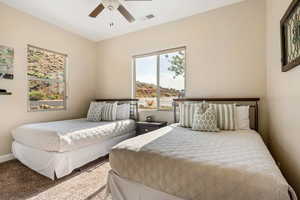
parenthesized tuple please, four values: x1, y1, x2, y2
(173, 98, 260, 132)
(94, 99, 139, 120)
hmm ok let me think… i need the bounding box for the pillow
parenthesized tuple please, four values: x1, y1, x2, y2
(116, 104, 130, 120)
(101, 102, 118, 121)
(192, 106, 219, 132)
(179, 103, 201, 128)
(236, 106, 250, 130)
(87, 102, 105, 122)
(209, 104, 236, 130)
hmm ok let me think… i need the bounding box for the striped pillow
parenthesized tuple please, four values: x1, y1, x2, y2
(209, 104, 236, 130)
(179, 103, 202, 128)
(101, 103, 118, 121)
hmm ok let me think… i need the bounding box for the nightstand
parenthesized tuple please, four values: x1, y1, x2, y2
(136, 121, 168, 136)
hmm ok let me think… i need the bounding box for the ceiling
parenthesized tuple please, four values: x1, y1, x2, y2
(0, 0, 244, 41)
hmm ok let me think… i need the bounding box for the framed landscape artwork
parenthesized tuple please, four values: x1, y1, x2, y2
(281, 0, 300, 72)
(0, 45, 14, 79)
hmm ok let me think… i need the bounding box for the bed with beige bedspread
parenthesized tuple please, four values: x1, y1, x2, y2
(109, 124, 297, 200)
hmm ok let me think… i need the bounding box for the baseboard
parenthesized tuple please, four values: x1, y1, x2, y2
(0, 153, 15, 163)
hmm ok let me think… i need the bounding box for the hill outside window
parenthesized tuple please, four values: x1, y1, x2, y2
(133, 47, 186, 111)
(27, 45, 67, 111)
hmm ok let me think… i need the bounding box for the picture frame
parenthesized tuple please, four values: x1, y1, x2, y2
(281, 0, 300, 72)
(0, 45, 14, 79)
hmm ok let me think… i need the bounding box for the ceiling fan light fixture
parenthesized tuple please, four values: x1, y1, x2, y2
(102, 0, 120, 11)
(89, 0, 152, 22)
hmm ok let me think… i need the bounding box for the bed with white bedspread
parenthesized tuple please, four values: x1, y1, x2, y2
(107, 98, 297, 200)
(11, 99, 138, 179)
(108, 124, 296, 200)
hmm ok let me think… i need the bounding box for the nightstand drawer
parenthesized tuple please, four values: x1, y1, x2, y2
(137, 126, 158, 134)
(136, 121, 168, 136)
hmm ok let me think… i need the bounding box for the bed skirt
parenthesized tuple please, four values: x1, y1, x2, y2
(107, 170, 184, 200)
(12, 132, 135, 180)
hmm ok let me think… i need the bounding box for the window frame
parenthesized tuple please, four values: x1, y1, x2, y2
(27, 44, 68, 112)
(132, 46, 186, 111)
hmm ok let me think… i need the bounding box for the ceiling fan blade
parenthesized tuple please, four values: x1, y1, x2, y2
(118, 4, 135, 23)
(89, 3, 105, 18)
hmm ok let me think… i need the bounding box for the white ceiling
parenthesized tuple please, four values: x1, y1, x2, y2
(0, 0, 244, 41)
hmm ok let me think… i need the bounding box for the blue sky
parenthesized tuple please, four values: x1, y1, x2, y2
(135, 52, 184, 90)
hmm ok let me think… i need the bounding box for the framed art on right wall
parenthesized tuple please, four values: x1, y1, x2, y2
(281, 0, 300, 72)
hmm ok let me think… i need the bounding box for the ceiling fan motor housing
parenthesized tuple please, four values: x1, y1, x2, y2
(102, 0, 120, 11)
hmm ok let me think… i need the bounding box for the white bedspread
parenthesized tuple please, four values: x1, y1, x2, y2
(12, 119, 135, 152)
(109, 124, 297, 200)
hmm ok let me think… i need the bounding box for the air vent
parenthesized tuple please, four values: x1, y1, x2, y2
(145, 14, 155, 19)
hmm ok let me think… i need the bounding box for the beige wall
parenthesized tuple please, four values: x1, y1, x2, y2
(96, 0, 268, 138)
(0, 3, 97, 156)
(2, 0, 299, 195)
(266, 0, 300, 195)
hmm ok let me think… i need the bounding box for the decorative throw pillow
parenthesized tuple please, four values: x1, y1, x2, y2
(192, 106, 219, 132)
(179, 103, 202, 128)
(101, 102, 118, 121)
(209, 104, 236, 130)
(87, 102, 105, 122)
(116, 104, 130, 120)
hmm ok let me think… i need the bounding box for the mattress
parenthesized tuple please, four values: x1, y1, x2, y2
(12, 118, 135, 152)
(109, 124, 297, 200)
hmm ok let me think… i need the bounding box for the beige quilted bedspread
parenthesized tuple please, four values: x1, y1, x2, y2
(110, 124, 297, 200)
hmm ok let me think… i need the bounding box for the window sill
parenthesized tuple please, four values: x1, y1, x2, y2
(0, 92, 12, 95)
(28, 108, 67, 112)
(139, 109, 173, 112)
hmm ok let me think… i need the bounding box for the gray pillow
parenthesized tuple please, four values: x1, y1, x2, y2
(87, 102, 105, 122)
(192, 106, 219, 132)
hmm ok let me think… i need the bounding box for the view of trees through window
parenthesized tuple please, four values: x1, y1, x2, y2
(27, 45, 67, 111)
(135, 48, 185, 110)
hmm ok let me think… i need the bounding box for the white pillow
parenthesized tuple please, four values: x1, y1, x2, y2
(236, 106, 250, 130)
(87, 102, 105, 122)
(116, 104, 130, 120)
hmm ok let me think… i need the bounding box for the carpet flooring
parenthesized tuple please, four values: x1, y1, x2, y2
(0, 158, 112, 200)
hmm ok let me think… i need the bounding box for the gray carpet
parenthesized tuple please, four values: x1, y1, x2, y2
(0, 157, 112, 200)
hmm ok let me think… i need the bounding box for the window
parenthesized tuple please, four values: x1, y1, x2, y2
(27, 45, 67, 111)
(134, 47, 185, 110)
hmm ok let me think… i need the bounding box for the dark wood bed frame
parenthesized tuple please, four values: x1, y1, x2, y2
(173, 98, 260, 132)
(93, 98, 260, 131)
(94, 99, 139, 120)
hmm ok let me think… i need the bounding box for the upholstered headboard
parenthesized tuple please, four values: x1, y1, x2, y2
(173, 98, 260, 132)
(94, 99, 139, 120)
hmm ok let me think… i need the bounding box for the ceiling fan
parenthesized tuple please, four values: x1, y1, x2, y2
(89, 0, 152, 23)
